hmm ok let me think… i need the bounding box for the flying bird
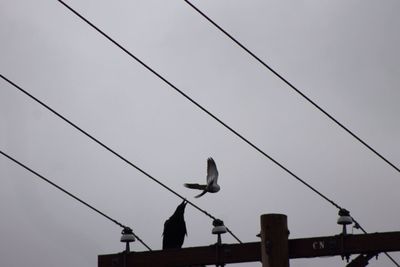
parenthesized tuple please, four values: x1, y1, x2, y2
(162, 200, 187, 249)
(184, 157, 220, 198)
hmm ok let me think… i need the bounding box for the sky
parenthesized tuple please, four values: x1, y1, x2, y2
(0, 0, 399, 266)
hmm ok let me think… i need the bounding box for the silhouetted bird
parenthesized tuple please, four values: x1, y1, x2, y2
(184, 157, 220, 198)
(162, 200, 187, 249)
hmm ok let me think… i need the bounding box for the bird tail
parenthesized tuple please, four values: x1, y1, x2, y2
(194, 190, 207, 198)
(184, 183, 207, 190)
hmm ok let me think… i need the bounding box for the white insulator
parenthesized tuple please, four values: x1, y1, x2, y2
(212, 225, 227, 235)
(337, 215, 353, 225)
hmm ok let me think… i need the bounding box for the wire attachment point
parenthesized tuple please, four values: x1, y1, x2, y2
(337, 209, 353, 262)
(212, 219, 227, 267)
(121, 227, 135, 252)
(212, 219, 227, 244)
(338, 209, 353, 234)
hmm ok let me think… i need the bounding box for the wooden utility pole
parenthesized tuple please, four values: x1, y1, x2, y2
(260, 214, 288, 267)
(99, 213, 400, 267)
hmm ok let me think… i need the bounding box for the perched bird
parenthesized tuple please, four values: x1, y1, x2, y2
(184, 157, 220, 198)
(162, 200, 187, 249)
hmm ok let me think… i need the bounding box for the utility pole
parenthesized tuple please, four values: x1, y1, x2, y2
(260, 214, 288, 267)
(99, 213, 400, 267)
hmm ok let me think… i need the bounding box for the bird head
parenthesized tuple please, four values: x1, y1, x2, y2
(175, 200, 187, 216)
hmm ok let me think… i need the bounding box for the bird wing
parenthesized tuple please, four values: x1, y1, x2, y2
(206, 157, 218, 185)
(184, 183, 207, 190)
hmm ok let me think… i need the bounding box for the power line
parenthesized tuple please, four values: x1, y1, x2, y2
(5, 82, 396, 267)
(384, 251, 400, 266)
(55, 0, 342, 211)
(183, 3, 400, 265)
(183, 0, 400, 175)
(0, 148, 152, 251)
(0, 73, 242, 244)
(1, 5, 394, 262)
(52, 3, 399, 264)
(180, 2, 400, 263)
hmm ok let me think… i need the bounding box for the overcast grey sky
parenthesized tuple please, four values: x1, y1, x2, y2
(1, 1, 399, 266)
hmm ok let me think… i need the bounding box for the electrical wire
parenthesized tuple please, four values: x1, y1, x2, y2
(1, 3, 396, 262)
(0, 73, 241, 244)
(183, 3, 400, 264)
(54, 4, 400, 263)
(183, 0, 400, 175)
(384, 251, 399, 266)
(0, 148, 152, 251)
(55, 0, 342, 211)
